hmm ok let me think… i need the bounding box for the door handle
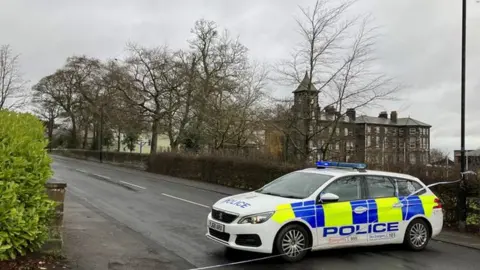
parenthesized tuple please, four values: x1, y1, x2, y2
(353, 206, 368, 214)
(393, 203, 404, 208)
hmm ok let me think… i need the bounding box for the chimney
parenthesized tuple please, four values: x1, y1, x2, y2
(378, 111, 388, 119)
(390, 111, 397, 123)
(325, 105, 336, 115)
(346, 108, 356, 121)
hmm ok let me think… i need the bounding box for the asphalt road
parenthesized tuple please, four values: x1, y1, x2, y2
(52, 155, 480, 270)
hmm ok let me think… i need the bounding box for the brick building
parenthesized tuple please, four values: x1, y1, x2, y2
(285, 72, 432, 165)
(454, 149, 480, 170)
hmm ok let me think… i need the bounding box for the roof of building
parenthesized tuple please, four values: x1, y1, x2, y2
(355, 115, 431, 127)
(293, 72, 319, 93)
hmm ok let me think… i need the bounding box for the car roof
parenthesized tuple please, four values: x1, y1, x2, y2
(297, 167, 422, 182)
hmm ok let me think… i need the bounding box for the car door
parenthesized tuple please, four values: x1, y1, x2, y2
(364, 175, 404, 244)
(315, 175, 369, 247)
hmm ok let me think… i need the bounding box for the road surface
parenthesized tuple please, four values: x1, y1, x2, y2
(52, 155, 480, 270)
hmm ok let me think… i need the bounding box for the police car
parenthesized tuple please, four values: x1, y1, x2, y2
(206, 161, 443, 262)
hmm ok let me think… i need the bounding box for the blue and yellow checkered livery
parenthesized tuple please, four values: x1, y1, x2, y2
(271, 195, 437, 228)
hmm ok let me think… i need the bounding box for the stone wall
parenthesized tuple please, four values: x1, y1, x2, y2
(42, 182, 67, 254)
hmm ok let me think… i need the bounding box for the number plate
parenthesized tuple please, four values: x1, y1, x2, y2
(208, 220, 225, 232)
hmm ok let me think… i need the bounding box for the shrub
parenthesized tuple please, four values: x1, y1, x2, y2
(147, 152, 301, 190)
(0, 110, 55, 260)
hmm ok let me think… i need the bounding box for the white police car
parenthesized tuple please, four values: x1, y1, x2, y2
(206, 161, 443, 262)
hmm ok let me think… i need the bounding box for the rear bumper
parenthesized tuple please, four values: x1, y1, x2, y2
(205, 212, 277, 254)
(430, 209, 444, 238)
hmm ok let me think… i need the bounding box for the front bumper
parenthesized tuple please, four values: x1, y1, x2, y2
(205, 212, 278, 254)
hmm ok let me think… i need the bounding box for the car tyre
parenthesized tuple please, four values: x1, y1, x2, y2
(274, 223, 310, 263)
(403, 218, 430, 251)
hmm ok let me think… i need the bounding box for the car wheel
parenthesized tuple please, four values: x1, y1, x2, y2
(403, 218, 430, 251)
(275, 223, 310, 263)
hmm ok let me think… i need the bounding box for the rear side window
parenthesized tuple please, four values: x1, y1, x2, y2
(365, 175, 396, 198)
(394, 178, 426, 196)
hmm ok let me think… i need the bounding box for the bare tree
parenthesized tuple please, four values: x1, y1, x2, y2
(160, 50, 199, 151)
(430, 148, 449, 163)
(0, 44, 28, 110)
(32, 70, 83, 147)
(273, 0, 400, 162)
(117, 43, 180, 154)
(102, 60, 148, 151)
(187, 19, 250, 150)
(32, 96, 63, 148)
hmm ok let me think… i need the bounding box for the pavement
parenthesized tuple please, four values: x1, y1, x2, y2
(53, 154, 480, 270)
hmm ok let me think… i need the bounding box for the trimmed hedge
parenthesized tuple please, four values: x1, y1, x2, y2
(0, 110, 55, 260)
(147, 152, 301, 190)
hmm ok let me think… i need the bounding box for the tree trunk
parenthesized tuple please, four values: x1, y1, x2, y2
(150, 118, 159, 155)
(82, 125, 88, 149)
(70, 116, 78, 148)
(117, 128, 121, 152)
(170, 141, 178, 152)
(47, 117, 54, 151)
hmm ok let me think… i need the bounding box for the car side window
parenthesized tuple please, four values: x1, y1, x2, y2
(321, 176, 363, 202)
(365, 175, 396, 198)
(395, 178, 426, 196)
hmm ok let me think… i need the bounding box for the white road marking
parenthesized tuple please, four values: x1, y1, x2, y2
(161, 193, 210, 209)
(75, 169, 88, 174)
(93, 173, 111, 180)
(119, 181, 146, 190)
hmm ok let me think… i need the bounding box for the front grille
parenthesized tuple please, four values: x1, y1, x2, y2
(209, 228, 230, 242)
(212, 209, 238, 224)
(235, 234, 262, 247)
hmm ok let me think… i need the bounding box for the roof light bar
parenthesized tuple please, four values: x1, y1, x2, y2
(316, 161, 367, 170)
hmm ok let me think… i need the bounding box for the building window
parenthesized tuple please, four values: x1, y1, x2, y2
(410, 128, 416, 135)
(375, 126, 380, 133)
(426, 129, 429, 135)
(376, 136, 380, 148)
(409, 137, 416, 148)
(329, 127, 333, 134)
(399, 129, 404, 136)
(393, 128, 397, 135)
(336, 128, 339, 136)
(384, 127, 388, 134)
(367, 136, 371, 147)
(409, 153, 416, 164)
(392, 139, 397, 148)
(344, 128, 348, 136)
(367, 126, 371, 133)
(347, 141, 354, 150)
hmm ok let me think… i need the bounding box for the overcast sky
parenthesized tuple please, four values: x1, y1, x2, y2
(1, 0, 479, 156)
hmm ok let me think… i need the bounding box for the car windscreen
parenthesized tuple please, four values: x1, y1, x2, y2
(256, 171, 333, 199)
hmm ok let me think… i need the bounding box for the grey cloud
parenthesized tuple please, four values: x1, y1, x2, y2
(1, 0, 479, 155)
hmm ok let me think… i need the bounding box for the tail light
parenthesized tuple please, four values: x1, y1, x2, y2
(433, 197, 442, 209)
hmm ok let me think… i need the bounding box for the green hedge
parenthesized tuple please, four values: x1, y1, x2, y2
(147, 152, 301, 190)
(0, 110, 55, 260)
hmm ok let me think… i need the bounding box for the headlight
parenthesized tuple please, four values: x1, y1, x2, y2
(238, 212, 274, 224)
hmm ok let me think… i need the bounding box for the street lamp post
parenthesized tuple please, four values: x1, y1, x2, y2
(457, 0, 467, 231)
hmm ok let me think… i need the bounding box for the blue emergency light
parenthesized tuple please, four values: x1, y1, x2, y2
(316, 161, 367, 170)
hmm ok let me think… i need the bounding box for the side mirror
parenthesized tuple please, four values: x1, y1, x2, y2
(318, 193, 339, 204)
